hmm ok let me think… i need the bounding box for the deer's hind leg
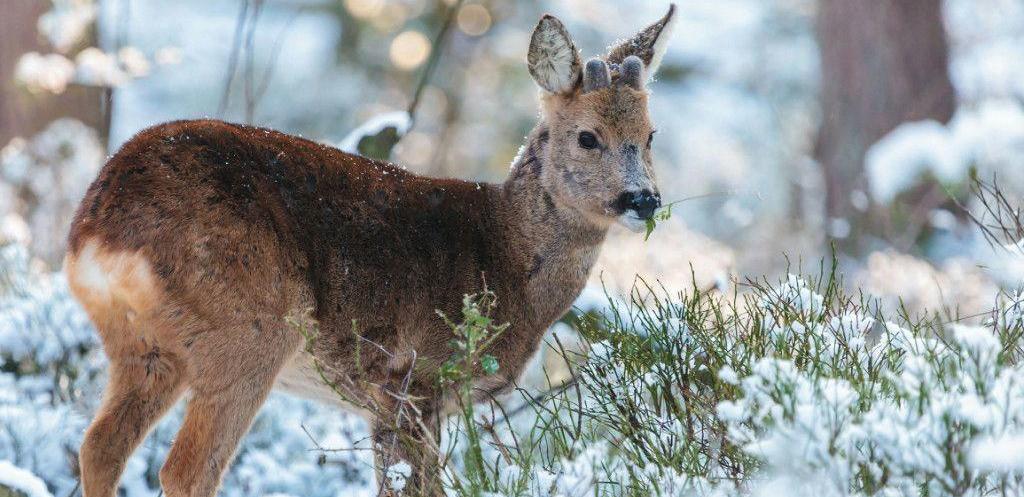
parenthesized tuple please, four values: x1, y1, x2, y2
(67, 241, 187, 497)
(80, 345, 186, 497)
(158, 313, 302, 497)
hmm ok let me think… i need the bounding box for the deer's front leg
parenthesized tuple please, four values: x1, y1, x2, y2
(371, 379, 442, 497)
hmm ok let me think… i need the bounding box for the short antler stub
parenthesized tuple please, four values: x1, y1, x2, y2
(583, 58, 611, 92)
(620, 55, 644, 90)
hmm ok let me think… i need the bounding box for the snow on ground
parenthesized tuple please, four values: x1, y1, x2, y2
(0, 460, 54, 497)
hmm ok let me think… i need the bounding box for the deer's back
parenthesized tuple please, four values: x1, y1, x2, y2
(68, 120, 510, 366)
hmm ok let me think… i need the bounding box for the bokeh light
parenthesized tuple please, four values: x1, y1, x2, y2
(389, 30, 431, 70)
(457, 4, 492, 36)
(343, 0, 383, 20)
(371, 3, 409, 32)
(395, 131, 436, 170)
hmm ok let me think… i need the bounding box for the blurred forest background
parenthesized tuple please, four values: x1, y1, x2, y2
(3, 0, 1023, 315)
(1, 0, 1023, 496)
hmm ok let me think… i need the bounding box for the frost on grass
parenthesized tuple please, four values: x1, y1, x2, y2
(386, 461, 413, 493)
(0, 243, 98, 497)
(434, 270, 1024, 497)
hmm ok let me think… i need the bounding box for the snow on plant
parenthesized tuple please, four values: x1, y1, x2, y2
(865, 100, 1024, 205)
(0, 243, 96, 366)
(1, 119, 104, 264)
(944, 0, 1024, 102)
(16, 45, 156, 92)
(5, 218, 1024, 497)
(0, 460, 54, 497)
(13, 53, 77, 95)
(719, 359, 862, 497)
(433, 268, 1024, 497)
(4, 234, 1024, 496)
(14, 0, 172, 94)
(337, 111, 412, 160)
(0, 242, 100, 497)
(969, 433, 1024, 472)
(996, 290, 1024, 329)
(714, 284, 1024, 497)
(861, 0, 1024, 212)
(36, 0, 97, 54)
(865, 120, 964, 204)
(386, 461, 413, 493)
(74, 47, 132, 87)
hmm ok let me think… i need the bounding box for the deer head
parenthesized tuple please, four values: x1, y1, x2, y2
(526, 4, 677, 232)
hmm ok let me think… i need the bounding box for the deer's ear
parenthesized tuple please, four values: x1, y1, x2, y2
(528, 14, 582, 94)
(606, 4, 677, 80)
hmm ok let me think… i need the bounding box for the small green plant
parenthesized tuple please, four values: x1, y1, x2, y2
(437, 290, 508, 497)
(644, 200, 679, 241)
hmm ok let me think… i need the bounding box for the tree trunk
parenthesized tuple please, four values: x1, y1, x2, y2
(814, 0, 955, 249)
(0, 0, 107, 145)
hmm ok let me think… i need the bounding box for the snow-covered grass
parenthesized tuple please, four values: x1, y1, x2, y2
(2, 232, 1024, 496)
(435, 269, 1024, 497)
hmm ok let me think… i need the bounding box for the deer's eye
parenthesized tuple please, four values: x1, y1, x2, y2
(577, 131, 599, 150)
(647, 130, 657, 149)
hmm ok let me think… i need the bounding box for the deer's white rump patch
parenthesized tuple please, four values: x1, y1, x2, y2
(65, 238, 161, 322)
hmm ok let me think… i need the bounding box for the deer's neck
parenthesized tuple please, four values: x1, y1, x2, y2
(493, 125, 608, 326)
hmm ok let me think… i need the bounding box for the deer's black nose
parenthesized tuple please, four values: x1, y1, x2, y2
(624, 189, 661, 219)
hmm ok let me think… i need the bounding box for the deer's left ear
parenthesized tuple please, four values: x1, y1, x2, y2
(606, 4, 678, 80)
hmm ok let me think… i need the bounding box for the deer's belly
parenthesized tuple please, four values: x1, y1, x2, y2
(273, 353, 374, 419)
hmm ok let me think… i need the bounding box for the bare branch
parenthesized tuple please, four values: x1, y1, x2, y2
(955, 173, 1024, 254)
(406, 0, 465, 128)
(218, 0, 250, 118)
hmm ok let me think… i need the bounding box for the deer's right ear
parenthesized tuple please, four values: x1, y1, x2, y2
(527, 14, 582, 95)
(605, 4, 678, 80)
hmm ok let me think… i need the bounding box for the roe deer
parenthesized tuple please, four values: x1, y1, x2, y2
(66, 5, 676, 496)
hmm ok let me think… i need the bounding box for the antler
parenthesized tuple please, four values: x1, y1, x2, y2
(619, 55, 644, 90)
(583, 58, 611, 93)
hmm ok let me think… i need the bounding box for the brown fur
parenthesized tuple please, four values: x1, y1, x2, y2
(67, 6, 676, 496)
